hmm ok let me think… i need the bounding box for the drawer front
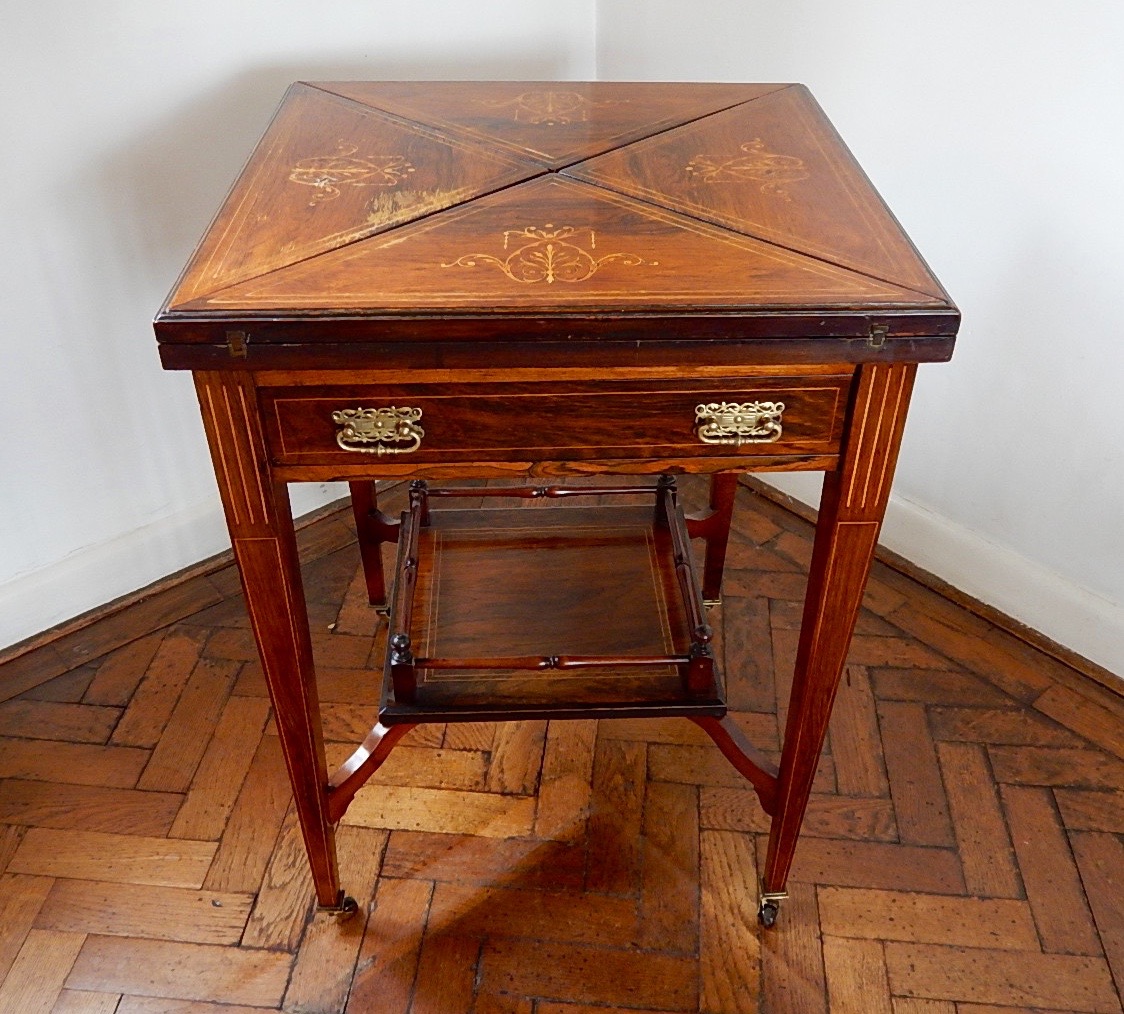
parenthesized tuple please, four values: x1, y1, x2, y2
(259, 376, 849, 466)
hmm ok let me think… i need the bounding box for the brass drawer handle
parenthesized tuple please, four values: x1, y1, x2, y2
(331, 406, 424, 455)
(695, 401, 784, 446)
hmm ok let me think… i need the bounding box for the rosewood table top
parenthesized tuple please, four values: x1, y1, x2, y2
(155, 81, 957, 366)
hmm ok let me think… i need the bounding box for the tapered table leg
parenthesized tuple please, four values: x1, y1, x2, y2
(761, 363, 917, 917)
(349, 480, 400, 611)
(685, 471, 739, 605)
(195, 372, 342, 909)
(702, 472, 739, 604)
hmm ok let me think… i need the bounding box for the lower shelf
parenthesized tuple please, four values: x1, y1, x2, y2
(379, 489, 725, 724)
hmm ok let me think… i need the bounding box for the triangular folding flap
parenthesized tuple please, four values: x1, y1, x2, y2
(311, 81, 789, 169)
(168, 83, 541, 308)
(565, 85, 946, 299)
(182, 176, 943, 313)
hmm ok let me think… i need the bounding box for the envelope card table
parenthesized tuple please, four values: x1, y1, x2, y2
(155, 81, 958, 925)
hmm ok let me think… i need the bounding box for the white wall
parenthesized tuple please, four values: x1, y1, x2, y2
(0, 1, 596, 649)
(598, 0, 1124, 674)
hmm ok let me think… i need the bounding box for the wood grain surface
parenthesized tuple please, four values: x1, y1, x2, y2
(2, 478, 1122, 1011)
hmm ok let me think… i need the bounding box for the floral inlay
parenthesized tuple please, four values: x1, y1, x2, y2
(686, 138, 808, 200)
(475, 91, 618, 125)
(441, 224, 647, 285)
(288, 143, 416, 204)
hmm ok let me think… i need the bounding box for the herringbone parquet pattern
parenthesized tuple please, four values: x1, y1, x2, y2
(1, 478, 1123, 1013)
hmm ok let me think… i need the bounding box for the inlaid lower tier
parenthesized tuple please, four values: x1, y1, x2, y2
(379, 485, 726, 724)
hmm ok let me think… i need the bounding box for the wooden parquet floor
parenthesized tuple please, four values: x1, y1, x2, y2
(2, 478, 1123, 1013)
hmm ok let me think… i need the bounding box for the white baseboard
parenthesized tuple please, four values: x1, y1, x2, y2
(0, 483, 345, 653)
(763, 473, 1124, 679)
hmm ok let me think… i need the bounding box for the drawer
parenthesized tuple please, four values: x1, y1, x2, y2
(258, 376, 850, 466)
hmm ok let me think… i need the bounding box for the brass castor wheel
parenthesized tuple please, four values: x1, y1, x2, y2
(755, 899, 782, 930)
(757, 885, 786, 928)
(319, 892, 360, 921)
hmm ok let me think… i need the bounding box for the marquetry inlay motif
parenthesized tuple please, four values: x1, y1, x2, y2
(686, 138, 808, 200)
(195, 374, 269, 529)
(842, 364, 914, 514)
(288, 144, 416, 204)
(441, 225, 648, 285)
(475, 90, 619, 125)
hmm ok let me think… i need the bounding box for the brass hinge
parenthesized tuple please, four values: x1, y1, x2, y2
(226, 330, 249, 358)
(867, 323, 889, 349)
